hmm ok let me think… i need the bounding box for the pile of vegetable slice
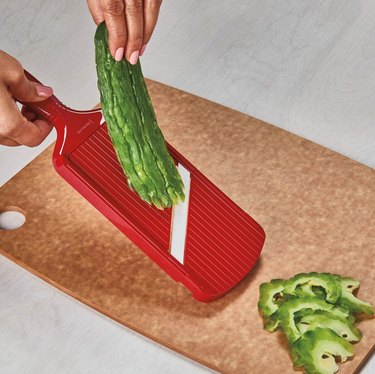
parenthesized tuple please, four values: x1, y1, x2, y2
(258, 272, 374, 374)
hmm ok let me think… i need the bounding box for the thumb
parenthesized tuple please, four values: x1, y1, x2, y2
(8, 73, 53, 103)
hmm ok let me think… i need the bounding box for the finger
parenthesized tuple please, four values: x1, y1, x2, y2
(124, 0, 144, 64)
(6, 71, 53, 103)
(0, 64, 52, 147)
(8, 117, 53, 147)
(0, 136, 20, 147)
(101, 0, 127, 61)
(33, 118, 53, 143)
(87, 0, 104, 24)
(0, 88, 52, 147)
(0, 52, 53, 103)
(21, 106, 37, 121)
(141, 0, 162, 56)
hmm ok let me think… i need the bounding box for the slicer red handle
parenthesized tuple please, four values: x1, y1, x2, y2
(22, 70, 70, 126)
(20, 70, 103, 156)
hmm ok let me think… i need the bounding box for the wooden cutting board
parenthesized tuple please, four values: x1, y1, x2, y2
(0, 80, 374, 373)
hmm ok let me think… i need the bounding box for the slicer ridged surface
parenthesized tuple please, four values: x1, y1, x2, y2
(69, 125, 172, 250)
(68, 124, 264, 295)
(183, 175, 264, 294)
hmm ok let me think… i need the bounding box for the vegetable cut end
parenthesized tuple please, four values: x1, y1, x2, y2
(294, 328, 354, 374)
(297, 311, 362, 343)
(338, 278, 374, 315)
(284, 272, 341, 304)
(278, 296, 349, 343)
(258, 279, 285, 318)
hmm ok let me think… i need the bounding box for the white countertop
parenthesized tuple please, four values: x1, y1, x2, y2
(0, 1, 374, 373)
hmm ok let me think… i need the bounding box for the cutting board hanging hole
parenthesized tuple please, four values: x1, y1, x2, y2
(0, 207, 26, 230)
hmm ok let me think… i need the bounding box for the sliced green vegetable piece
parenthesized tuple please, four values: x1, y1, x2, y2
(292, 328, 354, 374)
(297, 310, 362, 342)
(258, 273, 373, 373)
(338, 277, 374, 315)
(295, 284, 327, 300)
(284, 272, 341, 304)
(289, 342, 304, 368)
(294, 283, 316, 297)
(258, 279, 285, 318)
(278, 296, 349, 343)
(295, 307, 356, 325)
(264, 313, 280, 332)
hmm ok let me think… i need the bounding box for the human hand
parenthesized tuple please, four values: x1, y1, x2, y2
(0, 51, 53, 147)
(87, 0, 162, 64)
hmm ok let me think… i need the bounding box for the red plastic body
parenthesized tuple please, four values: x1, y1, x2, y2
(24, 71, 266, 302)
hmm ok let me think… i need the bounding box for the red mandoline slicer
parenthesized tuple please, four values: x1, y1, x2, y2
(23, 71, 266, 302)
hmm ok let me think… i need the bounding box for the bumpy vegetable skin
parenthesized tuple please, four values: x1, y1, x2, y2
(297, 311, 362, 342)
(278, 296, 349, 343)
(285, 272, 341, 304)
(258, 272, 373, 374)
(292, 328, 354, 374)
(264, 314, 280, 332)
(338, 277, 374, 315)
(95, 22, 185, 208)
(258, 279, 285, 318)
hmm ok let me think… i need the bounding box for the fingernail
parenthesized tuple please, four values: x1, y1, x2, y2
(115, 47, 124, 61)
(36, 85, 53, 98)
(129, 50, 139, 65)
(139, 44, 147, 56)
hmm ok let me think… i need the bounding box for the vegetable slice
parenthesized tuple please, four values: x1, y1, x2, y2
(258, 279, 285, 318)
(284, 272, 341, 304)
(297, 311, 362, 342)
(258, 272, 373, 374)
(278, 296, 349, 343)
(264, 313, 280, 332)
(338, 277, 374, 315)
(292, 328, 354, 374)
